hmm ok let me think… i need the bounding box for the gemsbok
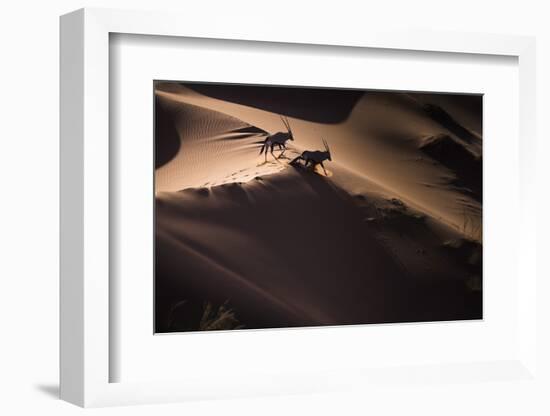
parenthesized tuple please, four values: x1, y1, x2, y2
(259, 115, 294, 162)
(290, 138, 332, 175)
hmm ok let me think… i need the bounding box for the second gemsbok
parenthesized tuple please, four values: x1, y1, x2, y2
(290, 138, 333, 175)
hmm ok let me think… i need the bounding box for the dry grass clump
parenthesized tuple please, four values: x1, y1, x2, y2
(199, 301, 244, 331)
(168, 299, 244, 332)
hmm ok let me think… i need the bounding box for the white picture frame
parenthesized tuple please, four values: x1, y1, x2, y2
(60, 7, 538, 407)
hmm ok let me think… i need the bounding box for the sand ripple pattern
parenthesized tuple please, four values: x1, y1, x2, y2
(156, 92, 269, 192)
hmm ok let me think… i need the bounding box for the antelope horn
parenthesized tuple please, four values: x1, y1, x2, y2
(324, 139, 332, 157)
(281, 115, 291, 133)
(279, 115, 288, 131)
(285, 116, 292, 134)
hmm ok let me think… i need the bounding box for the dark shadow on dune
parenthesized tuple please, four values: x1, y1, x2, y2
(155, 167, 482, 333)
(422, 103, 481, 144)
(405, 93, 482, 138)
(184, 83, 364, 123)
(420, 133, 482, 201)
(211, 125, 268, 143)
(229, 126, 267, 135)
(155, 95, 181, 169)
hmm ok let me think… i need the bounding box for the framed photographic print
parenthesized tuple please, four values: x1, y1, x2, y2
(60, 8, 539, 408)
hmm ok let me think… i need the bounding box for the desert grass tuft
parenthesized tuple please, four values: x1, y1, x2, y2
(199, 301, 244, 331)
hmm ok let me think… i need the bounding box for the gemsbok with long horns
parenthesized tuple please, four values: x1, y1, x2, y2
(290, 138, 333, 175)
(259, 116, 294, 162)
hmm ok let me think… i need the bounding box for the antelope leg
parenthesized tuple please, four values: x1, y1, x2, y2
(278, 145, 287, 159)
(270, 144, 278, 162)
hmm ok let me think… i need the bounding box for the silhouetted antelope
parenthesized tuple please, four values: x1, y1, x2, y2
(290, 138, 332, 175)
(259, 116, 294, 162)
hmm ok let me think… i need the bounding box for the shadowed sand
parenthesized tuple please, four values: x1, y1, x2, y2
(156, 167, 481, 331)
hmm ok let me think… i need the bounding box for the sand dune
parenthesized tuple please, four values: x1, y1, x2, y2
(154, 82, 483, 332)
